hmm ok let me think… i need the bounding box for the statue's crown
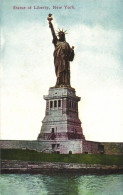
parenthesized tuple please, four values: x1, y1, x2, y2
(57, 29, 67, 35)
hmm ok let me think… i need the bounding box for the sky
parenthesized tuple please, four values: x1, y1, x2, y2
(0, 0, 123, 142)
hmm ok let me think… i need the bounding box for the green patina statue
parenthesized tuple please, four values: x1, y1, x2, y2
(47, 14, 74, 87)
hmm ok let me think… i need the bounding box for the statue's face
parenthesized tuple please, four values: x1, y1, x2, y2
(58, 32, 65, 41)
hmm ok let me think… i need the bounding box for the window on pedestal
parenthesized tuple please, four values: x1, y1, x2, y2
(57, 144, 60, 149)
(69, 100, 72, 108)
(69, 100, 71, 108)
(50, 101, 53, 108)
(73, 102, 75, 109)
(72, 101, 74, 108)
(54, 100, 57, 107)
(52, 128, 54, 133)
(58, 100, 61, 107)
(52, 144, 55, 150)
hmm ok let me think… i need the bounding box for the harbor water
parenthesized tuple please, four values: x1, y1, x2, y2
(0, 174, 123, 195)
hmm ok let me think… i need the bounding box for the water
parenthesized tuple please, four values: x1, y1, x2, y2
(0, 174, 123, 195)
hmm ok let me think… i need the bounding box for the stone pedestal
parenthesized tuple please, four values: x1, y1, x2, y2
(38, 87, 85, 144)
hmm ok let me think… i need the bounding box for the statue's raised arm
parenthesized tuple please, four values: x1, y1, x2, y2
(47, 14, 75, 88)
(47, 14, 57, 45)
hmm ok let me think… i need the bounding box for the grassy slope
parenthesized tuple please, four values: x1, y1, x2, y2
(1, 149, 123, 165)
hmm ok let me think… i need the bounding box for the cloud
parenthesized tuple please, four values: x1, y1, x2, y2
(68, 24, 122, 87)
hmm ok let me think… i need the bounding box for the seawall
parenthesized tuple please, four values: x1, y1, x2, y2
(1, 160, 123, 174)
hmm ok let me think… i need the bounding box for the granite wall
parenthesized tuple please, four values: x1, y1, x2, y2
(0, 140, 123, 154)
(0, 140, 45, 151)
(0, 140, 83, 154)
(101, 142, 123, 155)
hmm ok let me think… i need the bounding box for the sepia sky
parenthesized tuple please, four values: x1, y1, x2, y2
(1, 0, 123, 141)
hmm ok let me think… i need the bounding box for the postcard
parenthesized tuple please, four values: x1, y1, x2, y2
(1, 0, 122, 142)
(0, 0, 123, 194)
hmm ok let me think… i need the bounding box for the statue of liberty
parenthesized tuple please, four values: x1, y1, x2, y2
(47, 14, 74, 87)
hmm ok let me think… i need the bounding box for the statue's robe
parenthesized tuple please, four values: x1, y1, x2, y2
(53, 38, 74, 87)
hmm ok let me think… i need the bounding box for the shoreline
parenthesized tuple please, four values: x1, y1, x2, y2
(1, 160, 123, 174)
